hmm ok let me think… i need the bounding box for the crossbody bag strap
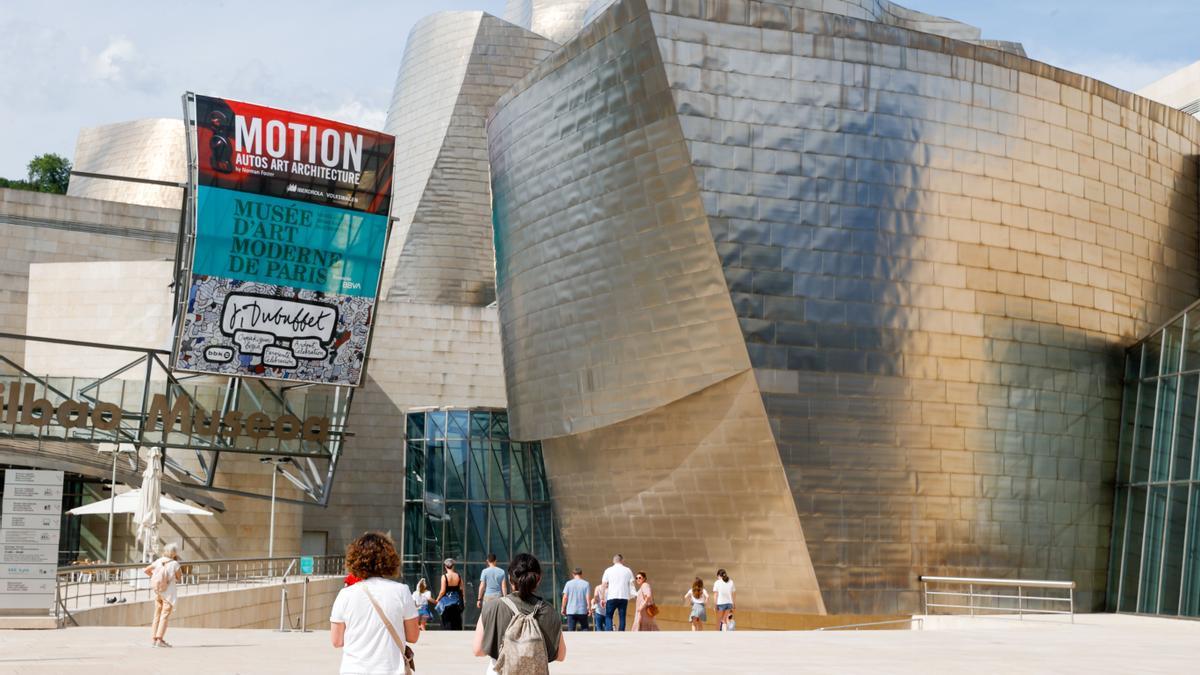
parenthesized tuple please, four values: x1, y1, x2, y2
(362, 584, 404, 649)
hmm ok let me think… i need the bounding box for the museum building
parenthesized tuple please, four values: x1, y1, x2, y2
(2, 0, 1200, 620)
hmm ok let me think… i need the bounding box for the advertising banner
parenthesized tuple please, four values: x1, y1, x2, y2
(172, 94, 394, 386)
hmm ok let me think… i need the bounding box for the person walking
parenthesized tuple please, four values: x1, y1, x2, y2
(713, 568, 736, 630)
(591, 582, 608, 632)
(436, 558, 466, 630)
(560, 567, 590, 631)
(142, 542, 182, 648)
(600, 553, 635, 631)
(473, 552, 566, 674)
(631, 571, 659, 632)
(413, 578, 433, 631)
(683, 577, 708, 631)
(329, 532, 420, 675)
(478, 553, 508, 608)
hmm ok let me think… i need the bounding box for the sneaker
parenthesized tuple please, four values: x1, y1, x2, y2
(158, 641, 172, 648)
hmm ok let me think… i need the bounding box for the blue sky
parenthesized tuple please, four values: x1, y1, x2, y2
(0, 0, 1196, 178)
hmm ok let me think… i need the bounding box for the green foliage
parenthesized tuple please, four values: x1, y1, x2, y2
(26, 153, 72, 194)
(0, 153, 72, 195)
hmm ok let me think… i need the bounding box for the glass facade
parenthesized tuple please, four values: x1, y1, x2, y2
(401, 408, 564, 627)
(1111, 308, 1200, 616)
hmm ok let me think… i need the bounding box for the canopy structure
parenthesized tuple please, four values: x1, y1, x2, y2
(66, 489, 213, 517)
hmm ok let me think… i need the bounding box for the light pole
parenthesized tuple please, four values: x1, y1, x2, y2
(98, 444, 136, 563)
(260, 457, 292, 565)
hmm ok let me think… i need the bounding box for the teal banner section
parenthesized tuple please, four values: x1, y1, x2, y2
(193, 186, 386, 298)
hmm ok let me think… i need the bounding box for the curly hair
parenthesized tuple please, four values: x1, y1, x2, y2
(345, 532, 400, 579)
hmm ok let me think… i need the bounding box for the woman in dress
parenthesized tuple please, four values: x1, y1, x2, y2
(631, 570, 659, 632)
(683, 577, 708, 631)
(412, 578, 433, 631)
(435, 558, 466, 630)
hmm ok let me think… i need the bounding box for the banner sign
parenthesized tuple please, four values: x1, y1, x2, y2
(173, 94, 394, 386)
(1, 470, 62, 612)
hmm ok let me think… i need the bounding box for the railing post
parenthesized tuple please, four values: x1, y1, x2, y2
(1069, 587, 1074, 624)
(1018, 585, 1023, 619)
(278, 585, 289, 632)
(968, 584, 974, 617)
(922, 578, 928, 615)
(301, 577, 309, 632)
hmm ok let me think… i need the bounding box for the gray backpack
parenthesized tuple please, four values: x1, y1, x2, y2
(495, 597, 549, 675)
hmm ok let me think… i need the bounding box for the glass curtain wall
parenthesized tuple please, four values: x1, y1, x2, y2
(401, 408, 565, 628)
(1110, 306, 1200, 616)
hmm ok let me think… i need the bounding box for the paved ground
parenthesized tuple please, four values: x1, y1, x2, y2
(0, 614, 1196, 674)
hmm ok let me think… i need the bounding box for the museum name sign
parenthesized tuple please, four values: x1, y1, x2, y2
(0, 382, 329, 442)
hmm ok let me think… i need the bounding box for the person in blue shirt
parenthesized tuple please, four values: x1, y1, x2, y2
(477, 553, 508, 608)
(560, 567, 591, 631)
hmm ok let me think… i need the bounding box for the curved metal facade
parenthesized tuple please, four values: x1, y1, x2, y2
(502, 0, 593, 44)
(490, 0, 1200, 613)
(67, 119, 185, 209)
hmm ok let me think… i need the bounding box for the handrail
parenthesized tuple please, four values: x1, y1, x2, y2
(919, 576, 1075, 589)
(816, 617, 923, 631)
(57, 554, 319, 574)
(919, 575, 1075, 623)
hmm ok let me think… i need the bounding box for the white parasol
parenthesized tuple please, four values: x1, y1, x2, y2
(135, 447, 163, 562)
(66, 489, 213, 517)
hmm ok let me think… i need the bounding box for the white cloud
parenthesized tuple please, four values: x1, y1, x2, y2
(82, 36, 163, 93)
(309, 100, 388, 131)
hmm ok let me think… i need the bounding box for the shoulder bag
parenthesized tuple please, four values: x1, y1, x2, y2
(361, 584, 417, 675)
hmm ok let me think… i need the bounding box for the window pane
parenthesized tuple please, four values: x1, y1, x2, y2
(446, 440, 468, 500)
(466, 503, 488, 563)
(1183, 488, 1200, 617)
(406, 412, 425, 441)
(426, 441, 445, 498)
(1187, 309, 1200, 371)
(1120, 487, 1147, 611)
(1132, 382, 1158, 484)
(423, 506, 442, 561)
(489, 504, 510, 562)
(468, 442, 488, 500)
(427, 411, 446, 440)
(530, 444, 549, 501)
(489, 442, 510, 500)
(444, 502, 465, 561)
(1164, 320, 1184, 375)
(1161, 486, 1189, 615)
(1107, 487, 1128, 610)
(533, 504, 554, 561)
(491, 412, 509, 438)
(471, 411, 490, 438)
(1117, 376, 1138, 485)
(510, 446, 530, 501)
(511, 504, 531, 554)
(1138, 487, 1168, 613)
(406, 441, 425, 499)
(1143, 332, 1163, 377)
(1151, 377, 1178, 483)
(1175, 374, 1198, 482)
(448, 411, 468, 439)
(403, 503, 423, 562)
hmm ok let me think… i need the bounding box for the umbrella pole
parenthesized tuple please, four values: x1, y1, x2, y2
(105, 451, 117, 564)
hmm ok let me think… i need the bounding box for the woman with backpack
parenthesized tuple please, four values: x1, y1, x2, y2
(435, 558, 466, 630)
(329, 532, 420, 675)
(472, 553, 566, 674)
(631, 571, 659, 631)
(142, 542, 183, 648)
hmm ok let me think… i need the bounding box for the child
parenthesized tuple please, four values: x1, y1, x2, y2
(413, 578, 433, 630)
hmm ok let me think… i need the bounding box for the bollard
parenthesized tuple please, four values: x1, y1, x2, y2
(301, 577, 309, 632)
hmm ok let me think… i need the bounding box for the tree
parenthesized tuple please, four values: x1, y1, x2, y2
(26, 153, 72, 194)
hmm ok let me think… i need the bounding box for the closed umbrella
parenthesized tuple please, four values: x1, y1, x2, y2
(136, 447, 163, 562)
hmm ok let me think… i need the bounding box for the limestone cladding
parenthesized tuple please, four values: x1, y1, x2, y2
(489, 0, 1200, 614)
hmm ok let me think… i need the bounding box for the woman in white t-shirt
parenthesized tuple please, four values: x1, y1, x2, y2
(142, 542, 183, 648)
(330, 532, 420, 675)
(712, 568, 736, 631)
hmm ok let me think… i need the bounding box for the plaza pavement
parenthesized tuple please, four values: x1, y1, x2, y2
(0, 613, 1196, 674)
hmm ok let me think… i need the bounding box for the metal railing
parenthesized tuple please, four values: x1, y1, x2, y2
(919, 576, 1075, 623)
(816, 617, 924, 631)
(55, 554, 344, 620)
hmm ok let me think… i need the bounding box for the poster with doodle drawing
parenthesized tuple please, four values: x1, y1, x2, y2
(171, 94, 394, 386)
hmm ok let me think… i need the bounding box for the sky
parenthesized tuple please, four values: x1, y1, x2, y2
(0, 0, 1196, 179)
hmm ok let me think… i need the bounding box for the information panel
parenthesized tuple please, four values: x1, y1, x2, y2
(0, 470, 62, 612)
(173, 94, 395, 386)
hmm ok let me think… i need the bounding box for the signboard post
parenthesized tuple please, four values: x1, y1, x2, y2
(173, 93, 395, 387)
(0, 470, 63, 614)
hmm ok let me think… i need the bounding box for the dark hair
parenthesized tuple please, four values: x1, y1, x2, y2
(573, 567, 583, 576)
(636, 570, 648, 581)
(345, 532, 400, 579)
(508, 553, 542, 601)
(717, 568, 729, 583)
(692, 577, 704, 598)
(487, 553, 497, 563)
